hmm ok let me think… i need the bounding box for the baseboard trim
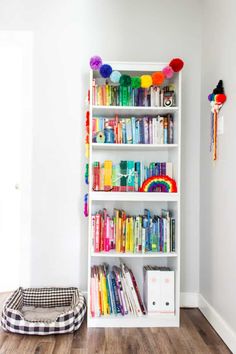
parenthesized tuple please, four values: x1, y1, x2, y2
(180, 292, 199, 307)
(199, 294, 236, 353)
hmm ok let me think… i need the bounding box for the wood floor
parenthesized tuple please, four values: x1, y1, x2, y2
(0, 293, 231, 354)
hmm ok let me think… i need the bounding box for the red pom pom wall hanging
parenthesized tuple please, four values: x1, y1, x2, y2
(169, 58, 184, 72)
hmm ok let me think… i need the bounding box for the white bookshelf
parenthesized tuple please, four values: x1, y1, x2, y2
(87, 62, 181, 328)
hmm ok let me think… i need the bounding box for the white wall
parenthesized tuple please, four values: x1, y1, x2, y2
(200, 0, 236, 337)
(0, 0, 201, 293)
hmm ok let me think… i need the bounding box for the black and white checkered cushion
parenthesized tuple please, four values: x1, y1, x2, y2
(1, 287, 86, 335)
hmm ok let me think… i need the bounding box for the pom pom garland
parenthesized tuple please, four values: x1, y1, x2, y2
(152, 71, 165, 86)
(169, 58, 184, 72)
(89, 55, 185, 84)
(141, 75, 152, 88)
(110, 70, 121, 83)
(131, 76, 141, 89)
(89, 55, 102, 70)
(119, 74, 131, 87)
(162, 66, 174, 79)
(99, 64, 113, 78)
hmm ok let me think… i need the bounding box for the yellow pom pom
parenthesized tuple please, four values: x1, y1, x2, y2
(141, 75, 152, 88)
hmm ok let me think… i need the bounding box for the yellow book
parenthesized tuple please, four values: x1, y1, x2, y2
(129, 217, 134, 253)
(108, 85, 111, 106)
(115, 209, 121, 252)
(105, 84, 109, 106)
(101, 274, 108, 315)
(104, 160, 112, 191)
(125, 218, 130, 252)
(100, 166, 104, 191)
(98, 86, 102, 106)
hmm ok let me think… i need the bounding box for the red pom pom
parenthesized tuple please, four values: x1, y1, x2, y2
(152, 71, 165, 86)
(169, 58, 184, 72)
(215, 94, 227, 105)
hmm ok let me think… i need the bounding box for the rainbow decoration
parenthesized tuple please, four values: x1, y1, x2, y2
(139, 176, 177, 193)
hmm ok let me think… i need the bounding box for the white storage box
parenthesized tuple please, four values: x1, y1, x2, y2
(144, 268, 175, 314)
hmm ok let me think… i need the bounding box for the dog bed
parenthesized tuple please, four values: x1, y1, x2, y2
(1, 287, 86, 335)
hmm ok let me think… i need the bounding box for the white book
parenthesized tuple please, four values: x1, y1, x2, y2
(157, 116, 164, 144)
(120, 270, 135, 315)
(124, 267, 142, 316)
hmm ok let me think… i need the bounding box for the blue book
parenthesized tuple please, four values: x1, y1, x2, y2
(107, 272, 117, 315)
(131, 117, 136, 144)
(135, 119, 140, 144)
(139, 119, 144, 144)
(111, 272, 121, 314)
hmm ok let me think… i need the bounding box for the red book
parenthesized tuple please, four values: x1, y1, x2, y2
(129, 269, 146, 315)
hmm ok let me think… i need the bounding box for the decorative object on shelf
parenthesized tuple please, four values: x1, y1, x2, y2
(85, 163, 89, 184)
(162, 65, 174, 79)
(119, 74, 131, 87)
(84, 193, 88, 217)
(152, 71, 165, 86)
(99, 64, 113, 78)
(140, 75, 153, 88)
(169, 58, 184, 72)
(96, 131, 105, 143)
(110, 70, 121, 83)
(90, 55, 103, 70)
(89, 55, 184, 83)
(131, 76, 141, 89)
(208, 80, 227, 160)
(139, 175, 177, 193)
(85, 111, 90, 158)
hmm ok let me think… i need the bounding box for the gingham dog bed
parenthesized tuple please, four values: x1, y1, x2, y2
(1, 287, 86, 335)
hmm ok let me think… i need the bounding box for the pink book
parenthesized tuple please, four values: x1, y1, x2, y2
(91, 215, 96, 252)
(105, 215, 111, 252)
(110, 219, 115, 250)
(95, 213, 101, 252)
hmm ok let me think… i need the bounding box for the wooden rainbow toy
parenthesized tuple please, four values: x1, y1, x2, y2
(139, 175, 177, 193)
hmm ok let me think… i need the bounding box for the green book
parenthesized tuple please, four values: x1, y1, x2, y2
(127, 161, 135, 192)
(120, 161, 127, 192)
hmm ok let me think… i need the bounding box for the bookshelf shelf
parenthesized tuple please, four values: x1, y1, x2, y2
(92, 105, 179, 117)
(87, 61, 181, 328)
(91, 251, 178, 258)
(88, 313, 178, 328)
(90, 191, 179, 202)
(92, 143, 178, 151)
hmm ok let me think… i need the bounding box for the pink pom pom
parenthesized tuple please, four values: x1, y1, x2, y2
(162, 66, 174, 79)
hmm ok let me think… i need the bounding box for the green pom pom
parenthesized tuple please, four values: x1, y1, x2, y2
(119, 74, 131, 87)
(131, 76, 141, 89)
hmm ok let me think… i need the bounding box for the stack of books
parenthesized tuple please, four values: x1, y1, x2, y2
(92, 208, 175, 254)
(92, 115, 174, 145)
(90, 263, 146, 317)
(92, 160, 173, 192)
(92, 79, 176, 107)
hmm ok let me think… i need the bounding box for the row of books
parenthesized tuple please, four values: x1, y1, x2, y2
(90, 263, 146, 317)
(92, 115, 174, 145)
(92, 160, 173, 192)
(92, 208, 175, 254)
(92, 79, 176, 107)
